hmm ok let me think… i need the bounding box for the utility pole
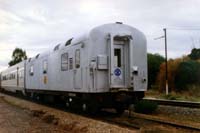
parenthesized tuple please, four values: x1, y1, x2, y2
(154, 28, 168, 95)
(163, 28, 168, 95)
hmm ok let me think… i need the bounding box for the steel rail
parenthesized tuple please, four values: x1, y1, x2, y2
(144, 98, 200, 108)
(126, 111, 200, 131)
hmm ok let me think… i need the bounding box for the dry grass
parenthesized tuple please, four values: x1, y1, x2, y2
(140, 125, 175, 133)
(145, 87, 200, 102)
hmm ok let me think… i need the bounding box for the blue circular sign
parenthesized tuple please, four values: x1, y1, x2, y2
(114, 68, 121, 76)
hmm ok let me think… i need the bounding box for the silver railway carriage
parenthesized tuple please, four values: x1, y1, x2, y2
(0, 23, 147, 113)
(0, 61, 25, 93)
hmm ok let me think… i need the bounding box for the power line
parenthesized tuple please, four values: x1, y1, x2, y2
(166, 27, 200, 31)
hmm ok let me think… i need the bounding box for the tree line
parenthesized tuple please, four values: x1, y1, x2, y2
(148, 48, 200, 92)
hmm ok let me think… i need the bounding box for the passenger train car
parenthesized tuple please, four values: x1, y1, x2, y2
(0, 23, 147, 113)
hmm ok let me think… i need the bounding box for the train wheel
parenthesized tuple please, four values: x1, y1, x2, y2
(82, 103, 88, 112)
(66, 102, 70, 108)
(65, 97, 73, 110)
(81, 101, 99, 114)
(115, 103, 125, 115)
(89, 104, 100, 115)
(115, 107, 125, 115)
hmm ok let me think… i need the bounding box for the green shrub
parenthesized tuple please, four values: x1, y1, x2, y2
(147, 53, 165, 89)
(175, 60, 200, 91)
(134, 100, 158, 114)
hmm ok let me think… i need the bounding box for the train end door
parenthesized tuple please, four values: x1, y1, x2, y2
(109, 35, 130, 90)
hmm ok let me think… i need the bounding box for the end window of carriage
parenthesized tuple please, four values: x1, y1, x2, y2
(61, 53, 68, 71)
(75, 49, 80, 68)
(43, 60, 48, 74)
(30, 65, 34, 76)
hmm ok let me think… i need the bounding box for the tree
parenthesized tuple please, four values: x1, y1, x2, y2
(9, 48, 27, 66)
(175, 60, 200, 91)
(147, 53, 165, 89)
(157, 58, 183, 92)
(188, 48, 200, 60)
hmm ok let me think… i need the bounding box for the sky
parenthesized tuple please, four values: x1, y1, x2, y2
(1, 0, 200, 71)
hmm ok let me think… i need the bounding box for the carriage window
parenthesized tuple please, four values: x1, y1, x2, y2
(69, 58, 73, 69)
(114, 48, 121, 67)
(30, 65, 34, 76)
(43, 60, 48, 74)
(75, 49, 80, 68)
(19, 71, 23, 79)
(61, 53, 68, 71)
(22, 71, 24, 78)
(12, 73, 15, 79)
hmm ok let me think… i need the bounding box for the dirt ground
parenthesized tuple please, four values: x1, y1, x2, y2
(0, 92, 199, 133)
(0, 96, 69, 133)
(0, 93, 137, 133)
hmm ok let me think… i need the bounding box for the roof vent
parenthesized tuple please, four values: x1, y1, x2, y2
(54, 44, 60, 51)
(35, 54, 40, 59)
(116, 22, 123, 24)
(65, 38, 73, 46)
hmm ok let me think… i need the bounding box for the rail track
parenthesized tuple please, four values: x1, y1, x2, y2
(101, 109, 200, 132)
(144, 98, 200, 108)
(1, 92, 200, 132)
(127, 111, 200, 131)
